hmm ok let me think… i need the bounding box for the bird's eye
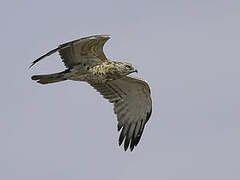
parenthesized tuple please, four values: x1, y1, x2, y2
(125, 65, 131, 70)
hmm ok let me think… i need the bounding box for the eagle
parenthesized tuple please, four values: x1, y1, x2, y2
(30, 35, 152, 151)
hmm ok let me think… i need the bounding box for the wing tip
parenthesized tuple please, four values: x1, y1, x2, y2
(28, 63, 34, 69)
(28, 60, 38, 69)
(146, 108, 152, 123)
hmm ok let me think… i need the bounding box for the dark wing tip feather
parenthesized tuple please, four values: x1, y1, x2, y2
(124, 137, 130, 151)
(117, 123, 122, 131)
(146, 108, 152, 123)
(119, 109, 152, 151)
(123, 123, 135, 151)
(31, 75, 40, 80)
(119, 126, 127, 146)
(28, 62, 35, 69)
(129, 124, 138, 151)
(29, 47, 60, 69)
(118, 122, 144, 151)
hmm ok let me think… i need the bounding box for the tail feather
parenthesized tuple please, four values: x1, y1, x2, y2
(31, 70, 69, 84)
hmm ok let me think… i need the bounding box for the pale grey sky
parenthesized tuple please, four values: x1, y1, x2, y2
(1, 0, 240, 179)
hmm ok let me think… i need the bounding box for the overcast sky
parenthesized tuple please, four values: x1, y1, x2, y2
(1, 0, 240, 179)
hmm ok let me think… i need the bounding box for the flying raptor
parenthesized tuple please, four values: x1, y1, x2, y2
(30, 35, 152, 151)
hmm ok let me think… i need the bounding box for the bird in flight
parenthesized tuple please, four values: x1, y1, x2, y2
(30, 35, 152, 151)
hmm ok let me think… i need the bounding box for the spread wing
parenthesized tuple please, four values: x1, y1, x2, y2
(30, 35, 111, 69)
(90, 76, 152, 151)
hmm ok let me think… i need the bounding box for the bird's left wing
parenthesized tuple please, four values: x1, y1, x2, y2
(90, 76, 152, 151)
(30, 35, 111, 69)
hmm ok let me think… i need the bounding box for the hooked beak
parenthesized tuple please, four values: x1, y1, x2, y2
(132, 69, 138, 73)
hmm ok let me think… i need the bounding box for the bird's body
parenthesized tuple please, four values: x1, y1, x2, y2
(30, 35, 152, 151)
(68, 61, 130, 82)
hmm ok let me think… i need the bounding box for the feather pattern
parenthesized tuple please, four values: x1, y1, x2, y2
(90, 76, 152, 151)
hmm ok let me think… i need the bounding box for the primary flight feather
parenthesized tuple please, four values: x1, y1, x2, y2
(30, 35, 152, 151)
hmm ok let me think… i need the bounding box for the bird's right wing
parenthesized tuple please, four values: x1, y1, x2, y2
(30, 35, 111, 69)
(90, 76, 152, 151)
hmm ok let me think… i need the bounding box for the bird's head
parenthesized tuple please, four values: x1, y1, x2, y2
(116, 62, 138, 76)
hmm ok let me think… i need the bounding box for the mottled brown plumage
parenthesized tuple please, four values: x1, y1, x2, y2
(30, 35, 152, 151)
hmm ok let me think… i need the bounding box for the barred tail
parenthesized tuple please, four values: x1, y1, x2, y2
(31, 70, 69, 84)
